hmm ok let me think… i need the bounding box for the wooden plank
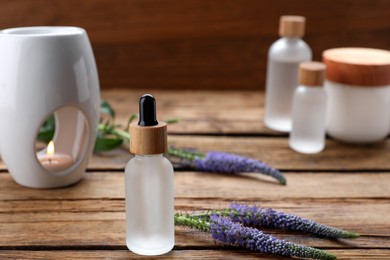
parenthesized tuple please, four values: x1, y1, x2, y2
(3, 136, 388, 171)
(1, 172, 389, 200)
(2, 90, 388, 170)
(102, 89, 271, 135)
(3, 0, 388, 43)
(0, 215, 387, 249)
(0, 172, 388, 238)
(0, 172, 389, 201)
(0, 249, 388, 260)
(0, 1, 388, 90)
(101, 89, 390, 140)
(101, 90, 390, 170)
(0, 199, 388, 236)
(87, 136, 390, 171)
(168, 136, 390, 171)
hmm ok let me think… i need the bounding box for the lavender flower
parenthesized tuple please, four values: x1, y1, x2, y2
(209, 214, 336, 260)
(175, 213, 336, 260)
(229, 203, 359, 239)
(168, 147, 286, 185)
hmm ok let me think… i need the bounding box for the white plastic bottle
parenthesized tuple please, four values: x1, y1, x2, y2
(264, 16, 312, 132)
(125, 94, 174, 255)
(289, 62, 327, 154)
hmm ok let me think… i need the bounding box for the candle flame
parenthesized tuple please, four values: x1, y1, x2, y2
(47, 141, 55, 155)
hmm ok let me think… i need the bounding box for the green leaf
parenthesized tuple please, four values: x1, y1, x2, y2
(100, 100, 115, 119)
(97, 123, 113, 137)
(166, 118, 179, 124)
(94, 136, 123, 153)
(37, 129, 55, 143)
(111, 128, 130, 141)
(37, 115, 55, 143)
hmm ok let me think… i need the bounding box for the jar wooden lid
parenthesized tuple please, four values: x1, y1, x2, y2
(299, 62, 326, 87)
(130, 122, 167, 155)
(322, 48, 390, 87)
(279, 16, 306, 37)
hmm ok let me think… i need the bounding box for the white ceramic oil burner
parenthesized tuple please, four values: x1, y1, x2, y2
(0, 26, 100, 188)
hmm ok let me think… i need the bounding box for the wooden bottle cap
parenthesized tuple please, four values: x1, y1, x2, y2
(279, 16, 306, 37)
(130, 122, 167, 155)
(299, 61, 326, 87)
(322, 48, 390, 87)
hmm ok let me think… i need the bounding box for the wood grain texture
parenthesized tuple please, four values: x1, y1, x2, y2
(129, 122, 168, 155)
(0, 87, 388, 258)
(102, 89, 272, 135)
(0, 172, 388, 239)
(88, 136, 390, 171)
(0, 205, 387, 249)
(5, 90, 388, 170)
(1, 218, 386, 249)
(0, 250, 388, 260)
(323, 48, 390, 86)
(2, 90, 389, 171)
(0, 199, 388, 237)
(0, 0, 389, 90)
(1, 172, 389, 201)
(1, 135, 389, 171)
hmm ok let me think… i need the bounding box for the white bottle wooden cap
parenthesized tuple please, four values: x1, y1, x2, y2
(279, 16, 306, 37)
(299, 61, 326, 87)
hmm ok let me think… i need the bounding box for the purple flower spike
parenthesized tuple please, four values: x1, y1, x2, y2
(210, 215, 336, 260)
(194, 151, 286, 185)
(229, 203, 359, 239)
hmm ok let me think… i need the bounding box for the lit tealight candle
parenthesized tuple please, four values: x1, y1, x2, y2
(39, 141, 73, 172)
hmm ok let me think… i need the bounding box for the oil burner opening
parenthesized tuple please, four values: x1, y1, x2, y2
(35, 106, 90, 173)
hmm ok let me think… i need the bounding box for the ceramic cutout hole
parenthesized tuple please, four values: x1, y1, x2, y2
(35, 107, 90, 173)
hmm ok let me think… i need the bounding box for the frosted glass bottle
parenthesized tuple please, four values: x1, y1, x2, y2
(125, 94, 174, 255)
(265, 16, 312, 132)
(125, 154, 174, 255)
(289, 62, 327, 154)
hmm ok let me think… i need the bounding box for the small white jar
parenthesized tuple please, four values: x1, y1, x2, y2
(323, 48, 390, 143)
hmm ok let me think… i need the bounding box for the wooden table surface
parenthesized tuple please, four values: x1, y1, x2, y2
(0, 90, 389, 259)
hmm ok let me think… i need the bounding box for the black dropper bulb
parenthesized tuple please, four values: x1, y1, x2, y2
(138, 94, 158, 126)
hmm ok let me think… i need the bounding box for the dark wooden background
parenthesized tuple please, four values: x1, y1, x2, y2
(1, 0, 389, 90)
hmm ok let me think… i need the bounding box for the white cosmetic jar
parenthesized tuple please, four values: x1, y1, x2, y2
(322, 48, 390, 143)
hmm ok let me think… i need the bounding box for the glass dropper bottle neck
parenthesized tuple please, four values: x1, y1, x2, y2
(282, 36, 302, 42)
(135, 154, 164, 159)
